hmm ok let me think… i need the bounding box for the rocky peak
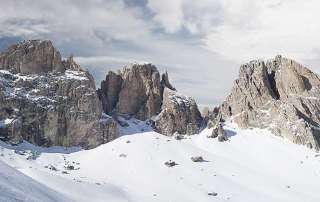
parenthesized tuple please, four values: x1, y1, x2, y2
(98, 62, 203, 135)
(62, 55, 83, 71)
(161, 71, 176, 92)
(99, 63, 163, 120)
(155, 88, 203, 136)
(0, 40, 119, 148)
(219, 55, 320, 150)
(0, 40, 65, 74)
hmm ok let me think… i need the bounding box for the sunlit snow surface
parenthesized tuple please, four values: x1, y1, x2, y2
(1, 121, 320, 202)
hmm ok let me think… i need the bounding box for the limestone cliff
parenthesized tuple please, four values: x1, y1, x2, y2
(219, 55, 320, 150)
(0, 40, 118, 148)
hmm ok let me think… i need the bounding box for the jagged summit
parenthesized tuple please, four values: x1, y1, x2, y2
(0, 40, 118, 148)
(98, 62, 203, 136)
(0, 40, 86, 74)
(0, 40, 65, 74)
(0, 39, 203, 148)
(218, 55, 320, 150)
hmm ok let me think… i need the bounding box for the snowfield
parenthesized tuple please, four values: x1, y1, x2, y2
(1, 121, 320, 202)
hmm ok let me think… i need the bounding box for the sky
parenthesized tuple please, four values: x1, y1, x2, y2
(1, 0, 320, 108)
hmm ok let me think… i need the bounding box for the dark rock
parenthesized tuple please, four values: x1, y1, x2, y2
(218, 135, 228, 142)
(191, 156, 205, 162)
(208, 192, 218, 196)
(164, 160, 177, 167)
(66, 165, 75, 170)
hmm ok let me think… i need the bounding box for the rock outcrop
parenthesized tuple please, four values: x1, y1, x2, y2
(219, 55, 320, 150)
(98, 63, 164, 120)
(154, 88, 203, 136)
(0, 40, 65, 74)
(0, 40, 118, 148)
(98, 63, 203, 136)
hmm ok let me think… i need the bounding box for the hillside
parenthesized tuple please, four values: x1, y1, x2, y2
(1, 120, 320, 202)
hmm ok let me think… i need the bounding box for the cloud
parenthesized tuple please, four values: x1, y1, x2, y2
(147, 0, 184, 33)
(147, 0, 222, 34)
(1, 0, 320, 107)
(146, 0, 320, 64)
(204, 0, 320, 62)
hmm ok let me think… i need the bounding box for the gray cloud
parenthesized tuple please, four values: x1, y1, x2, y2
(1, 0, 318, 108)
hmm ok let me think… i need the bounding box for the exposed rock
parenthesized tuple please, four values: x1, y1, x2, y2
(217, 135, 228, 142)
(191, 156, 205, 162)
(160, 71, 176, 92)
(208, 122, 225, 139)
(0, 40, 119, 148)
(173, 133, 184, 140)
(98, 63, 203, 136)
(119, 153, 127, 158)
(62, 55, 83, 71)
(98, 63, 163, 120)
(155, 88, 203, 136)
(208, 192, 218, 196)
(207, 120, 216, 129)
(0, 68, 118, 148)
(66, 165, 75, 170)
(0, 40, 65, 74)
(98, 71, 123, 114)
(164, 160, 177, 167)
(219, 55, 320, 150)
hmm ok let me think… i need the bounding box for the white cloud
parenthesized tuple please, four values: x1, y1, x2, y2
(204, 0, 320, 62)
(147, 0, 184, 33)
(146, 0, 320, 64)
(0, 0, 152, 43)
(2, 0, 320, 107)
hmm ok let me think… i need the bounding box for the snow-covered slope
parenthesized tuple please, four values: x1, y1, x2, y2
(0, 160, 70, 202)
(1, 121, 320, 202)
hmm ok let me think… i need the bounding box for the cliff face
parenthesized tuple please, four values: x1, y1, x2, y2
(0, 40, 118, 148)
(0, 40, 65, 74)
(98, 63, 203, 136)
(219, 55, 320, 150)
(155, 88, 203, 136)
(0, 39, 204, 147)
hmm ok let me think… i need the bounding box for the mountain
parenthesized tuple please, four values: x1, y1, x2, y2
(0, 40, 118, 148)
(97, 62, 203, 135)
(216, 55, 320, 150)
(2, 40, 320, 202)
(0, 40, 203, 149)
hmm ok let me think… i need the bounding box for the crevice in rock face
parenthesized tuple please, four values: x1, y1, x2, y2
(301, 76, 312, 91)
(228, 106, 232, 116)
(295, 107, 319, 127)
(267, 71, 280, 100)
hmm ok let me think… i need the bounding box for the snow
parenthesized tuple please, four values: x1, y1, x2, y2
(0, 160, 71, 202)
(0, 118, 14, 128)
(1, 122, 320, 202)
(60, 70, 89, 81)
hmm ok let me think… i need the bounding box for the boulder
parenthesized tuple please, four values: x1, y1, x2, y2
(219, 55, 320, 150)
(164, 160, 177, 167)
(190, 156, 205, 162)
